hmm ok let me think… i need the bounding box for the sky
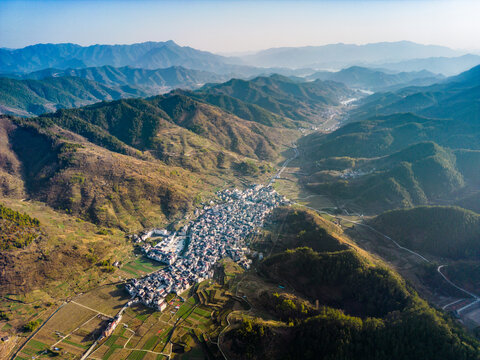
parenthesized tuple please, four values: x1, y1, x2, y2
(1, 0, 479, 53)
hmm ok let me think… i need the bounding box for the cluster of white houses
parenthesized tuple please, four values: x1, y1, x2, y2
(126, 185, 288, 311)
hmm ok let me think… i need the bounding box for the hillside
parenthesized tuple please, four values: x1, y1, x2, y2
(0, 203, 41, 250)
(371, 206, 480, 260)
(37, 92, 297, 165)
(0, 116, 217, 230)
(199, 74, 355, 122)
(300, 137, 480, 213)
(18, 65, 229, 94)
(308, 66, 443, 91)
(224, 207, 480, 360)
(0, 76, 146, 116)
(351, 64, 480, 124)
(185, 90, 298, 128)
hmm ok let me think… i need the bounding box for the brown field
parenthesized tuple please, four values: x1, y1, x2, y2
(74, 284, 131, 317)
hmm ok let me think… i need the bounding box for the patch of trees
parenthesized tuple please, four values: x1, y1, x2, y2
(23, 319, 42, 332)
(0, 204, 41, 250)
(229, 318, 269, 359)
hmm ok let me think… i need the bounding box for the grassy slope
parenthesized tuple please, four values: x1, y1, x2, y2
(0, 116, 228, 231)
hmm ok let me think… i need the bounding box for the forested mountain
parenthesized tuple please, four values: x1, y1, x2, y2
(12, 65, 229, 94)
(37, 92, 298, 164)
(351, 64, 480, 123)
(300, 109, 480, 212)
(0, 41, 254, 74)
(223, 207, 480, 360)
(198, 74, 355, 122)
(370, 206, 480, 260)
(0, 115, 207, 230)
(184, 89, 298, 128)
(308, 66, 444, 91)
(0, 76, 146, 116)
(301, 140, 480, 212)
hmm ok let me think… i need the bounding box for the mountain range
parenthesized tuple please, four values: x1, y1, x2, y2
(308, 66, 444, 91)
(376, 54, 480, 76)
(10, 65, 229, 93)
(298, 64, 480, 213)
(2, 41, 478, 78)
(0, 76, 146, 116)
(0, 41, 253, 74)
(351, 64, 480, 124)
(235, 41, 464, 69)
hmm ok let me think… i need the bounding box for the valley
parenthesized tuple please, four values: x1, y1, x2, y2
(1, 35, 480, 360)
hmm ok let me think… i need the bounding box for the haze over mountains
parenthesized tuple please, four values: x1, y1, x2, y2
(1, 40, 478, 118)
(234, 41, 466, 69)
(1, 40, 479, 76)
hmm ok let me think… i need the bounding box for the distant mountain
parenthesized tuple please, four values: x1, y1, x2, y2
(351, 64, 480, 124)
(236, 41, 463, 69)
(198, 74, 355, 122)
(307, 66, 444, 91)
(376, 54, 480, 76)
(0, 76, 146, 116)
(0, 41, 256, 74)
(14, 65, 229, 94)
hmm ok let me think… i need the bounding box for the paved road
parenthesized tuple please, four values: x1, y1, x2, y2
(297, 203, 478, 311)
(268, 143, 299, 186)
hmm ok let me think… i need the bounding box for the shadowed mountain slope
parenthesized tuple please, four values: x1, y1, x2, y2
(0, 76, 146, 116)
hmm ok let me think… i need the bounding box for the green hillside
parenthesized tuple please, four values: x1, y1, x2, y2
(308, 66, 443, 91)
(370, 206, 480, 259)
(38, 92, 296, 165)
(0, 76, 146, 116)
(226, 207, 480, 360)
(351, 65, 480, 124)
(20, 65, 229, 94)
(200, 74, 354, 122)
(0, 203, 41, 250)
(300, 112, 480, 159)
(303, 141, 472, 212)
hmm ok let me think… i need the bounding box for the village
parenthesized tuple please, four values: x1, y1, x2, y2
(126, 184, 289, 311)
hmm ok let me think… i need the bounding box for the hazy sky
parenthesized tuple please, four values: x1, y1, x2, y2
(1, 0, 479, 53)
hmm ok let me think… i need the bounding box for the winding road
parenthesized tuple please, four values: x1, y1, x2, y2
(284, 143, 480, 313)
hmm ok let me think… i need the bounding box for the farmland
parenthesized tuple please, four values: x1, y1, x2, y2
(11, 259, 249, 359)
